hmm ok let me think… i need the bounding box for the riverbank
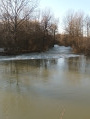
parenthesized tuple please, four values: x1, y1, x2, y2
(55, 34, 90, 56)
(0, 43, 54, 56)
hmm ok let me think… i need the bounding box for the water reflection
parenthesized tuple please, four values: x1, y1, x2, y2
(0, 55, 90, 119)
(67, 55, 90, 74)
(0, 56, 90, 85)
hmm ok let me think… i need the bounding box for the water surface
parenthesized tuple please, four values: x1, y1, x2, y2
(0, 45, 90, 119)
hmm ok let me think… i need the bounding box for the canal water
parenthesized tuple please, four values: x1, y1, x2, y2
(0, 45, 90, 119)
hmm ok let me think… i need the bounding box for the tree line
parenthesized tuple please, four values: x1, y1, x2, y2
(57, 10, 90, 55)
(0, 0, 58, 55)
(0, 1, 90, 56)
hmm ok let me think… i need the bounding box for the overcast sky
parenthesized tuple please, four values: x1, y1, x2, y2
(39, 0, 90, 33)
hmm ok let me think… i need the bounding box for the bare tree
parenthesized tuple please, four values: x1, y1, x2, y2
(41, 9, 56, 50)
(50, 18, 58, 46)
(84, 15, 90, 37)
(63, 11, 84, 47)
(0, 0, 38, 49)
(41, 9, 53, 34)
(64, 11, 84, 37)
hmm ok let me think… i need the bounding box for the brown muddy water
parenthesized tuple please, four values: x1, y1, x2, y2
(0, 45, 90, 119)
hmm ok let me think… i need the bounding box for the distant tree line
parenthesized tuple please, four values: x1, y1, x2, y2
(56, 10, 90, 55)
(0, 0, 58, 55)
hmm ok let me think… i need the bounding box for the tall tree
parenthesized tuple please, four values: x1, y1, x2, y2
(63, 11, 84, 46)
(0, 0, 38, 48)
(84, 15, 90, 37)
